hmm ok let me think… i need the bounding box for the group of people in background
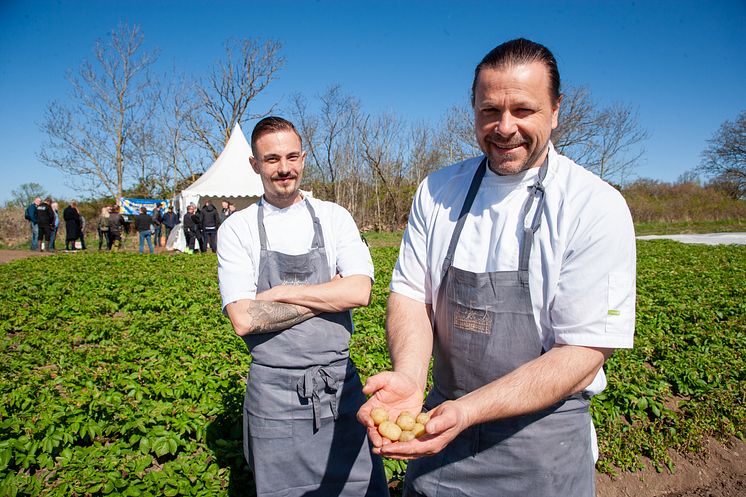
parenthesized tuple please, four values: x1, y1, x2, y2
(182, 199, 234, 254)
(26, 197, 235, 254)
(99, 203, 162, 253)
(24, 197, 83, 252)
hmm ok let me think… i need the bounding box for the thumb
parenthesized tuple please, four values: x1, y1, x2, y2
(424, 404, 457, 435)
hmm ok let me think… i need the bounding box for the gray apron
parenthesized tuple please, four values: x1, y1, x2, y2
(242, 199, 388, 497)
(404, 158, 595, 497)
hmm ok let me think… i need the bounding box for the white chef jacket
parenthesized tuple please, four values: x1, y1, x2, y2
(391, 144, 636, 396)
(218, 196, 374, 310)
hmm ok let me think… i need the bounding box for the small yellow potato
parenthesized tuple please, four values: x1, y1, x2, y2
(370, 407, 389, 426)
(399, 430, 416, 442)
(378, 421, 402, 441)
(396, 411, 416, 431)
(412, 422, 426, 438)
(415, 412, 430, 425)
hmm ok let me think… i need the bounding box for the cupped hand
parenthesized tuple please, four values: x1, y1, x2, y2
(357, 371, 424, 449)
(378, 399, 469, 460)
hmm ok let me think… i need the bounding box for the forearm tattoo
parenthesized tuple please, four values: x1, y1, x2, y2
(246, 300, 314, 334)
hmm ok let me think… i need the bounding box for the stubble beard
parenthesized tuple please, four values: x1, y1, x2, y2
(487, 139, 549, 176)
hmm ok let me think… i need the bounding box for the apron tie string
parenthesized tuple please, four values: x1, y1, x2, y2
(296, 365, 339, 431)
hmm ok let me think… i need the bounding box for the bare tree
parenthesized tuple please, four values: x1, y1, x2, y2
(152, 75, 209, 198)
(291, 86, 361, 203)
(7, 183, 49, 209)
(584, 104, 648, 184)
(407, 121, 448, 184)
(436, 103, 481, 164)
(551, 85, 597, 165)
(189, 38, 284, 159)
(551, 86, 648, 184)
(359, 113, 408, 230)
(38, 23, 158, 200)
(699, 109, 746, 199)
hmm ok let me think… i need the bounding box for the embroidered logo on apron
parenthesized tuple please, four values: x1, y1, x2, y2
(453, 305, 492, 334)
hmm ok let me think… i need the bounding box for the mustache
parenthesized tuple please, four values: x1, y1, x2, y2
(271, 172, 298, 180)
(488, 138, 527, 148)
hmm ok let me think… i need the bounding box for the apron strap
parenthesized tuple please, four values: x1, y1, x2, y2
(257, 200, 269, 251)
(442, 157, 488, 274)
(303, 200, 326, 250)
(296, 365, 340, 432)
(518, 155, 550, 274)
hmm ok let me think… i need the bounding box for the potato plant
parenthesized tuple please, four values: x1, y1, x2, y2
(0, 240, 743, 495)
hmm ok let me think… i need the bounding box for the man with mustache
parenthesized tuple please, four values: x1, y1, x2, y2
(358, 39, 637, 497)
(217, 116, 388, 497)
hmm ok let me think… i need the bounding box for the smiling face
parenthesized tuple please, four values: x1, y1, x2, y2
(473, 62, 561, 175)
(250, 130, 306, 209)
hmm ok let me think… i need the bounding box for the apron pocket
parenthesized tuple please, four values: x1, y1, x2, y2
(247, 415, 294, 439)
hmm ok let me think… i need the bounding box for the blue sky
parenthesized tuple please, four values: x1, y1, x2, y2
(1, 0, 744, 204)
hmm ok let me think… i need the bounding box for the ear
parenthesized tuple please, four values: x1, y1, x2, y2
(249, 156, 260, 175)
(551, 94, 563, 130)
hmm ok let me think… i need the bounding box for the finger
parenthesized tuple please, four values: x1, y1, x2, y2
(356, 403, 373, 427)
(367, 425, 384, 448)
(379, 438, 437, 459)
(361, 372, 391, 395)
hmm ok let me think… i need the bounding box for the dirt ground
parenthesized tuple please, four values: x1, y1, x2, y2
(0, 249, 58, 263)
(597, 437, 745, 497)
(0, 247, 172, 263)
(2, 250, 744, 496)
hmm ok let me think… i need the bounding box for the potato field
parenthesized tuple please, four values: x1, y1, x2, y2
(1, 240, 744, 496)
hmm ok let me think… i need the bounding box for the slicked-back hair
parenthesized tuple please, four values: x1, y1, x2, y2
(250, 116, 303, 152)
(471, 38, 561, 107)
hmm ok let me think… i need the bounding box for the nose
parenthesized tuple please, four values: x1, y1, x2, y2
(277, 158, 291, 174)
(494, 112, 517, 136)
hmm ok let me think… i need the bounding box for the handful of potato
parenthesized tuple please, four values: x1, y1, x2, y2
(370, 407, 430, 442)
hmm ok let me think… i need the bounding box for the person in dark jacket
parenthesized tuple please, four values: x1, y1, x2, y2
(24, 197, 41, 250)
(162, 206, 178, 240)
(35, 197, 55, 251)
(151, 203, 163, 248)
(198, 199, 220, 253)
(182, 203, 201, 254)
(63, 201, 82, 251)
(77, 209, 87, 250)
(134, 206, 154, 254)
(108, 206, 125, 251)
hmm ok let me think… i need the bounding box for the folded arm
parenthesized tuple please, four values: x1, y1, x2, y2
(256, 274, 372, 313)
(224, 274, 371, 337)
(225, 299, 318, 336)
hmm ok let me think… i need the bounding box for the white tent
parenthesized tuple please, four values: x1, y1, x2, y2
(171, 123, 263, 252)
(177, 122, 263, 213)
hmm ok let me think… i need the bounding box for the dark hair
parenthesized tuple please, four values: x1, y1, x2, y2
(140, 206, 147, 214)
(250, 116, 302, 152)
(471, 38, 560, 106)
